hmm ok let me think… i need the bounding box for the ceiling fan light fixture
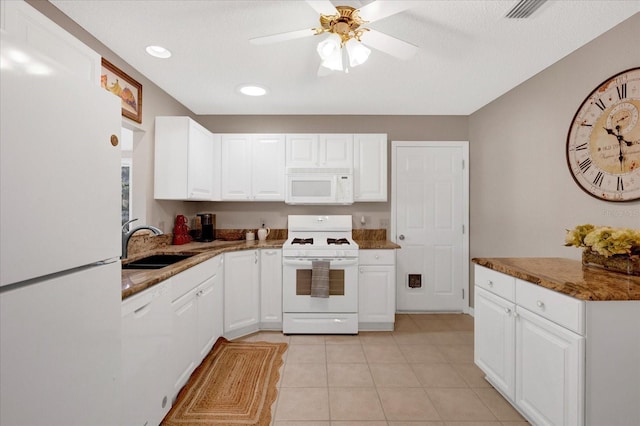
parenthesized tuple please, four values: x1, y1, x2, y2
(321, 48, 343, 71)
(317, 34, 341, 60)
(346, 39, 370, 67)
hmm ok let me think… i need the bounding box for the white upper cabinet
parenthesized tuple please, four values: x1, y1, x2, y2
(319, 134, 353, 168)
(1, 1, 101, 84)
(154, 116, 221, 201)
(354, 134, 387, 201)
(221, 134, 285, 201)
(286, 134, 353, 168)
(285, 134, 318, 168)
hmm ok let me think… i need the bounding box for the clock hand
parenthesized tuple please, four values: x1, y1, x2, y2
(603, 126, 633, 146)
(605, 126, 626, 171)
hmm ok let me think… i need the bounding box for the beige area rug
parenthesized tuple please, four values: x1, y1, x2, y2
(162, 337, 288, 426)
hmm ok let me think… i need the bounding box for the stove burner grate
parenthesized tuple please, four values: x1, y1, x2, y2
(327, 238, 350, 245)
(292, 238, 314, 245)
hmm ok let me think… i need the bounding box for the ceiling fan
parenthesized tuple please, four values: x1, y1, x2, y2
(249, 0, 419, 73)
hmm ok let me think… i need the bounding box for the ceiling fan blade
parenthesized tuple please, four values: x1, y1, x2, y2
(249, 28, 316, 45)
(361, 29, 418, 60)
(306, 0, 338, 16)
(357, 0, 415, 22)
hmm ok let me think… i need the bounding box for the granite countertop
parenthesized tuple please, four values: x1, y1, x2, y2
(357, 240, 401, 249)
(122, 238, 400, 299)
(473, 257, 640, 301)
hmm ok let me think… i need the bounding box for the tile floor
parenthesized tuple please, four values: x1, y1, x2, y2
(238, 313, 529, 426)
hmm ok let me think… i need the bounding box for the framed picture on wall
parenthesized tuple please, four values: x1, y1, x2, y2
(100, 58, 142, 123)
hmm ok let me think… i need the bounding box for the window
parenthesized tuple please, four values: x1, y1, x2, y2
(121, 127, 133, 226)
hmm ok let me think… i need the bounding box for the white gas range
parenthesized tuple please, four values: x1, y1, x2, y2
(282, 215, 359, 334)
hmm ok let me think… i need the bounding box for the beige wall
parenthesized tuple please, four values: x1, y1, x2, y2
(469, 13, 640, 265)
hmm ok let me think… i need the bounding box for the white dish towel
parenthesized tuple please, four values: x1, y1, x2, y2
(310, 260, 330, 298)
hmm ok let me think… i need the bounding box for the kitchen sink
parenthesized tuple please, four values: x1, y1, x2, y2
(122, 254, 194, 270)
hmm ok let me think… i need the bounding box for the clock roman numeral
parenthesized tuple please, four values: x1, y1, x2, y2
(593, 171, 604, 187)
(579, 158, 592, 173)
(594, 98, 606, 111)
(575, 143, 588, 151)
(617, 83, 627, 100)
(617, 176, 624, 191)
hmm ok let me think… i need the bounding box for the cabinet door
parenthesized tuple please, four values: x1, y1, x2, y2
(354, 134, 387, 201)
(285, 134, 318, 168)
(358, 265, 395, 323)
(224, 250, 260, 336)
(221, 134, 252, 200)
(252, 134, 285, 201)
(515, 307, 584, 426)
(187, 120, 215, 200)
(474, 286, 516, 400)
(196, 275, 219, 360)
(170, 289, 198, 398)
(260, 249, 282, 328)
(319, 134, 353, 168)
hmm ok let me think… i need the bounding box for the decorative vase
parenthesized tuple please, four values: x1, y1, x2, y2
(582, 250, 640, 276)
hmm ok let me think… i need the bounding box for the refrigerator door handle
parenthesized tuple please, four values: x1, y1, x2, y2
(96, 258, 120, 266)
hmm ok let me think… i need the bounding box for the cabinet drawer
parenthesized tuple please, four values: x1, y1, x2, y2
(171, 255, 222, 301)
(516, 279, 585, 335)
(474, 265, 515, 302)
(359, 250, 395, 265)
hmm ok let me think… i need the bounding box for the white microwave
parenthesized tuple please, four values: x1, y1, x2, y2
(285, 168, 353, 205)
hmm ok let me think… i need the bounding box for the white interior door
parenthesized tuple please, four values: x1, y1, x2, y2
(392, 141, 469, 312)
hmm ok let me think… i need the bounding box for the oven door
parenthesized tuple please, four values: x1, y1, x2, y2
(283, 257, 358, 313)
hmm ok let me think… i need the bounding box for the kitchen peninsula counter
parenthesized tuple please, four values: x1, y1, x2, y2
(473, 257, 640, 301)
(122, 238, 400, 299)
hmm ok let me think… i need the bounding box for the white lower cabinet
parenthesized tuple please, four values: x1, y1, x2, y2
(358, 250, 395, 330)
(515, 306, 584, 426)
(260, 249, 282, 329)
(475, 265, 639, 426)
(474, 286, 515, 400)
(169, 255, 224, 402)
(121, 280, 172, 426)
(224, 249, 260, 338)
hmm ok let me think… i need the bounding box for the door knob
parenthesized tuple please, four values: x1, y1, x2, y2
(398, 235, 405, 240)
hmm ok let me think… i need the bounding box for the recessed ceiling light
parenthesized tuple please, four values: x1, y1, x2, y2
(238, 85, 268, 97)
(145, 45, 171, 58)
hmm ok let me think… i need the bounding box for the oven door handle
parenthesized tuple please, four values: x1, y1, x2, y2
(283, 258, 358, 267)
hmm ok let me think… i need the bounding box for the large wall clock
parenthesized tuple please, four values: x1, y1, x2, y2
(566, 67, 640, 202)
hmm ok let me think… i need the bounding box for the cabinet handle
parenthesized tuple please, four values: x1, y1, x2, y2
(375, 255, 379, 259)
(398, 234, 405, 240)
(488, 280, 494, 287)
(504, 308, 511, 315)
(536, 300, 545, 309)
(513, 311, 519, 319)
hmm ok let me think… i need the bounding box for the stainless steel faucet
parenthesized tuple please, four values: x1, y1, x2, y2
(121, 218, 163, 259)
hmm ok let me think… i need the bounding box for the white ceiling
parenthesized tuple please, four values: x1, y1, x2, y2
(50, 0, 639, 116)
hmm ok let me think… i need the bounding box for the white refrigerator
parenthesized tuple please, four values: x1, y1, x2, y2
(0, 33, 123, 425)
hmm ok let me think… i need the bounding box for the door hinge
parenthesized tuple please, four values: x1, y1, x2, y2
(462, 224, 465, 234)
(462, 288, 465, 299)
(462, 159, 465, 170)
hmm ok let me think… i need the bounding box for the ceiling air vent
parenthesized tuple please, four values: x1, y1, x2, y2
(505, 0, 547, 18)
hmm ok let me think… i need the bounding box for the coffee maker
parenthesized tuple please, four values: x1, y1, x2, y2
(196, 213, 215, 242)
